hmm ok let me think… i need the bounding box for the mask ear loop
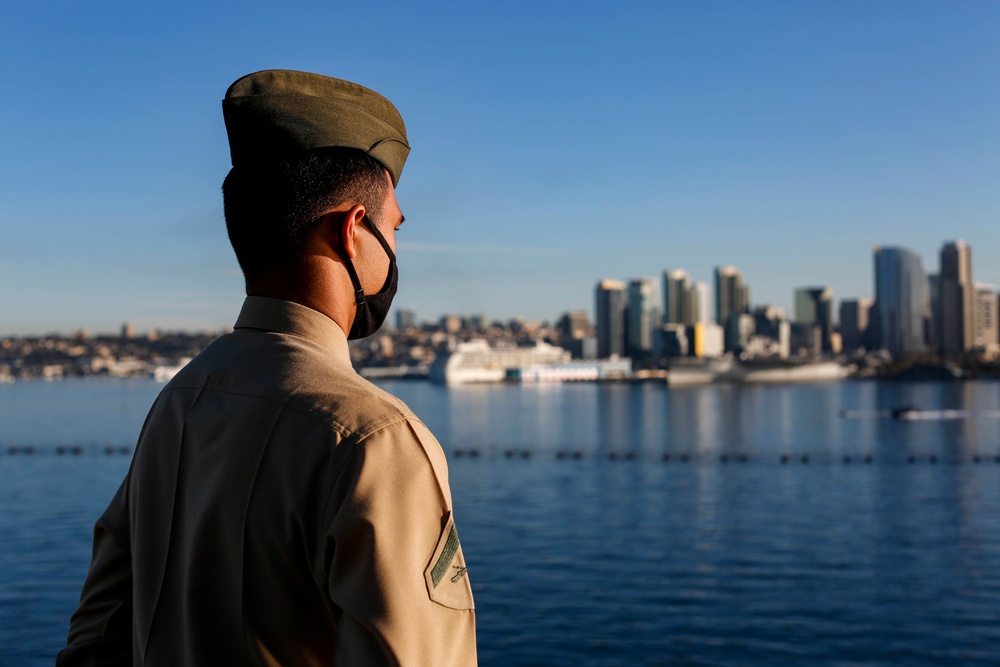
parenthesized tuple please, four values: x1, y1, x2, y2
(335, 215, 394, 307)
(361, 214, 396, 261)
(331, 215, 367, 307)
(358, 215, 396, 294)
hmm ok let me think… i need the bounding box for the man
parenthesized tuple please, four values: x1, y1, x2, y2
(57, 70, 477, 666)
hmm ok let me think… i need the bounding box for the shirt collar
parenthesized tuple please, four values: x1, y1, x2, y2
(234, 296, 351, 366)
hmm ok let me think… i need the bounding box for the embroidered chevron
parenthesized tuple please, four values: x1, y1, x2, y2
(431, 525, 461, 588)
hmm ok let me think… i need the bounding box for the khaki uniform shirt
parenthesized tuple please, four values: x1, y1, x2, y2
(58, 297, 477, 666)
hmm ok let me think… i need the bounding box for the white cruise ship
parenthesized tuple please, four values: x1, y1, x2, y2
(430, 339, 571, 384)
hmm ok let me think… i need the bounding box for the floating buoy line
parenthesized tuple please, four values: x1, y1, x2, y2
(441, 448, 1000, 466)
(5, 445, 1000, 466)
(2, 445, 132, 456)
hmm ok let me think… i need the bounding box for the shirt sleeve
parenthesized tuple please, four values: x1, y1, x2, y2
(56, 475, 134, 667)
(324, 418, 478, 667)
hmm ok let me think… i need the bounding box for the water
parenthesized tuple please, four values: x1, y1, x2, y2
(3, 378, 1000, 665)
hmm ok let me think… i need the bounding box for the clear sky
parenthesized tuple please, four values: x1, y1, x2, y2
(1, 1, 997, 335)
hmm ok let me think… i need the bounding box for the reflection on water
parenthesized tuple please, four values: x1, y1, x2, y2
(4, 378, 1000, 665)
(384, 379, 1000, 463)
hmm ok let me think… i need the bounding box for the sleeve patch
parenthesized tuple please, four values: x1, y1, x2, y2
(424, 513, 475, 610)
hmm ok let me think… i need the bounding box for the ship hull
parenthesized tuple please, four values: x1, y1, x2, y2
(668, 360, 849, 386)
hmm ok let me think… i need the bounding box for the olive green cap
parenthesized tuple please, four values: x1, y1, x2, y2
(222, 69, 409, 186)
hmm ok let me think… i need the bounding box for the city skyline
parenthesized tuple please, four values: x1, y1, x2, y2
(3, 236, 998, 338)
(2, 3, 998, 335)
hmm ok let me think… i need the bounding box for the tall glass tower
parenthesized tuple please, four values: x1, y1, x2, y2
(595, 280, 627, 359)
(873, 246, 928, 358)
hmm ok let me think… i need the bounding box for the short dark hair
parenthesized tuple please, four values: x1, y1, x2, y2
(222, 147, 388, 277)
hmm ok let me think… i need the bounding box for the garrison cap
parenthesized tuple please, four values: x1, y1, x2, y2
(223, 69, 409, 186)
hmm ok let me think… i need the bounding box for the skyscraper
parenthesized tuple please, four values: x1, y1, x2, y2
(663, 269, 699, 325)
(715, 266, 749, 326)
(595, 280, 627, 358)
(873, 246, 928, 358)
(939, 240, 975, 357)
(974, 284, 998, 354)
(628, 278, 657, 356)
(395, 308, 417, 330)
(794, 287, 834, 352)
(839, 298, 873, 353)
(694, 282, 712, 324)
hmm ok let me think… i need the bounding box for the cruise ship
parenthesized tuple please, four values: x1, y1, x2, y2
(667, 357, 851, 386)
(430, 339, 571, 384)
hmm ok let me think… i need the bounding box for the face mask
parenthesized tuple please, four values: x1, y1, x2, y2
(342, 215, 398, 340)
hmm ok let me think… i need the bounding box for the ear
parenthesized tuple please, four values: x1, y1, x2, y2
(337, 204, 367, 259)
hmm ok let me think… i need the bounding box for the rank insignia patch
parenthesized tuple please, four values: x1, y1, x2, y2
(425, 513, 475, 609)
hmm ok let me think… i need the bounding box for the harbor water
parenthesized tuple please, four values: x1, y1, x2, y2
(3, 378, 1000, 665)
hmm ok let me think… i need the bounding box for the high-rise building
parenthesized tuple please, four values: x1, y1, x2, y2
(395, 308, 417, 330)
(939, 240, 975, 357)
(557, 311, 592, 341)
(694, 282, 712, 324)
(974, 284, 998, 354)
(753, 305, 785, 339)
(595, 280, 627, 358)
(628, 278, 657, 356)
(663, 269, 699, 325)
(794, 287, 835, 352)
(724, 313, 755, 353)
(715, 266, 750, 327)
(839, 298, 873, 353)
(928, 273, 941, 350)
(556, 311, 594, 359)
(873, 246, 928, 358)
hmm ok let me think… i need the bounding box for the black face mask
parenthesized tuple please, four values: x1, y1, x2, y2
(342, 215, 398, 340)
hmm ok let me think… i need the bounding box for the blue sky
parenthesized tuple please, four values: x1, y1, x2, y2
(1, 1, 997, 335)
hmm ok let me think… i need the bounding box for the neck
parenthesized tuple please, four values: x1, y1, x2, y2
(245, 258, 354, 336)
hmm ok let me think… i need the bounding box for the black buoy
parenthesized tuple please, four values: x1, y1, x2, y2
(556, 450, 567, 460)
(780, 454, 789, 464)
(907, 455, 916, 464)
(929, 454, 938, 464)
(843, 455, 852, 464)
(519, 449, 531, 459)
(662, 453, 672, 462)
(720, 454, 729, 463)
(864, 455, 873, 464)
(680, 453, 690, 462)
(468, 449, 480, 458)
(738, 454, 749, 463)
(571, 451, 583, 460)
(624, 451, 637, 461)
(608, 451, 619, 460)
(973, 455, 981, 464)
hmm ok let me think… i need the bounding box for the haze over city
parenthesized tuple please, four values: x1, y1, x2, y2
(1, 2, 997, 336)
